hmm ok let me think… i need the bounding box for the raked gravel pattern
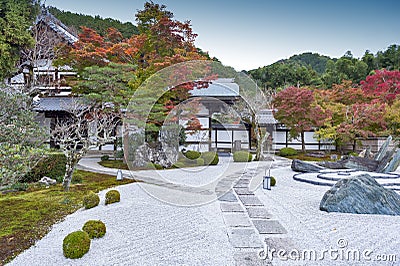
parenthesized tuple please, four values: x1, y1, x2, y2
(8, 157, 400, 266)
(7, 183, 236, 266)
(256, 166, 400, 266)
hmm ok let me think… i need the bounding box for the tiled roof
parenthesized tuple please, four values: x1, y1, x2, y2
(257, 109, 278, 125)
(190, 78, 240, 97)
(32, 97, 76, 111)
(36, 9, 78, 45)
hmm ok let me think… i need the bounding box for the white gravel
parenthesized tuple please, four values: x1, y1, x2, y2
(7, 183, 235, 266)
(7, 158, 400, 265)
(256, 166, 400, 266)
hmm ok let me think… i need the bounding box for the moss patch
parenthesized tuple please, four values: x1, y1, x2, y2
(98, 160, 129, 170)
(0, 170, 134, 264)
(105, 190, 120, 205)
(82, 220, 106, 239)
(63, 230, 91, 259)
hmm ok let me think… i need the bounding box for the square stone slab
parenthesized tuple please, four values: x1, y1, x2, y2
(263, 237, 296, 253)
(238, 195, 264, 206)
(234, 252, 271, 266)
(223, 212, 252, 227)
(234, 188, 255, 195)
(246, 207, 273, 219)
(218, 191, 238, 202)
(234, 180, 250, 188)
(238, 176, 253, 181)
(220, 202, 245, 212)
(227, 228, 263, 248)
(253, 220, 287, 234)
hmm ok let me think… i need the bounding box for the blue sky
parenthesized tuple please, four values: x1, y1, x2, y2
(45, 0, 400, 71)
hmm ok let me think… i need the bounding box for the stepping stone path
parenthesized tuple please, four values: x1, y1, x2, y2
(216, 166, 292, 265)
(78, 156, 293, 264)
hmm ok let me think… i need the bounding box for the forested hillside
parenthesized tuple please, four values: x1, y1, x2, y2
(249, 45, 400, 91)
(48, 6, 138, 38)
(278, 52, 332, 74)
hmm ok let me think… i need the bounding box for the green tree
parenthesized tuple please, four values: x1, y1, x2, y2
(47, 6, 138, 39)
(76, 62, 137, 109)
(385, 97, 400, 137)
(249, 61, 321, 91)
(0, 0, 39, 80)
(315, 80, 386, 152)
(0, 91, 47, 186)
(376, 44, 400, 70)
(322, 52, 368, 87)
(362, 50, 377, 74)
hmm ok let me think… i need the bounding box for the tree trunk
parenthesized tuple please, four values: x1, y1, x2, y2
(301, 131, 305, 153)
(255, 123, 263, 161)
(62, 157, 79, 191)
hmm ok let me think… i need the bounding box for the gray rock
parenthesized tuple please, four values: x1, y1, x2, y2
(384, 148, 400, 173)
(374, 135, 392, 161)
(319, 157, 379, 172)
(39, 176, 57, 186)
(291, 159, 325, 173)
(320, 174, 400, 215)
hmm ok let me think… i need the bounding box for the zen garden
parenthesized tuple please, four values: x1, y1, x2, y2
(0, 1, 399, 265)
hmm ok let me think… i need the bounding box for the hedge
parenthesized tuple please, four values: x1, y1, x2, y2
(22, 152, 66, 183)
(233, 151, 252, 162)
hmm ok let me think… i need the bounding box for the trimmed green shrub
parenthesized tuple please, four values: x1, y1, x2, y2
(115, 149, 124, 159)
(83, 191, 100, 209)
(184, 150, 201, 160)
(63, 231, 91, 259)
(233, 151, 252, 162)
(22, 152, 66, 183)
(100, 155, 110, 161)
(348, 152, 358, 157)
(200, 152, 219, 165)
(278, 147, 298, 157)
(82, 220, 106, 239)
(270, 176, 276, 186)
(105, 190, 120, 205)
(172, 162, 185, 168)
(196, 158, 205, 166)
(146, 162, 163, 170)
(10, 182, 29, 191)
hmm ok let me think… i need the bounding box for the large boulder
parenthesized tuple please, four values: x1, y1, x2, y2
(320, 174, 400, 215)
(38, 176, 57, 186)
(291, 159, 325, 173)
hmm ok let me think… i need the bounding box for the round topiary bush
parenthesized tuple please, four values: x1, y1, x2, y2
(105, 190, 120, 205)
(146, 162, 163, 170)
(184, 150, 201, 160)
(196, 158, 205, 166)
(172, 162, 185, 168)
(82, 220, 106, 239)
(100, 155, 110, 161)
(233, 151, 252, 162)
(83, 191, 100, 209)
(278, 147, 298, 157)
(270, 176, 276, 186)
(200, 152, 219, 165)
(63, 231, 91, 259)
